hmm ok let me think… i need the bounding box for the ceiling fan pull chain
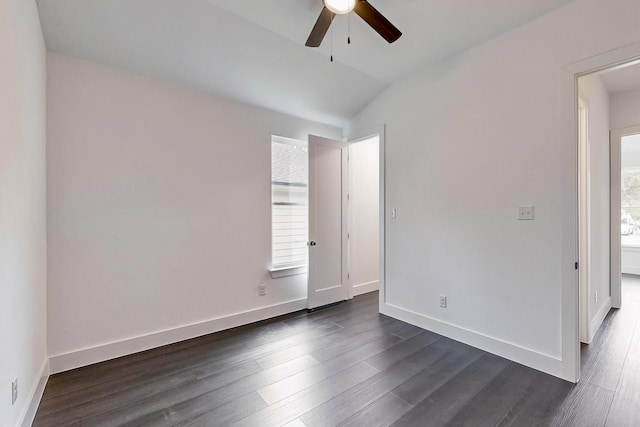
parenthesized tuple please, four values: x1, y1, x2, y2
(330, 29, 334, 62)
(348, 13, 351, 44)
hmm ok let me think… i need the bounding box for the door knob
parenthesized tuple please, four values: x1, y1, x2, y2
(309, 241, 317, 246)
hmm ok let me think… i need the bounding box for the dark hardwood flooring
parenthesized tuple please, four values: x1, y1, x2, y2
(34, 277, 640, 426)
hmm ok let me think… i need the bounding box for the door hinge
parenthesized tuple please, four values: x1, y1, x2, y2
(575, 262, 579, 270)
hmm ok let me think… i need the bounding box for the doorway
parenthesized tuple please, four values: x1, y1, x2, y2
(348, 135, 380, 298)
(577, 73, 612, 346)
(575, 54, 640, 380)
(307, 131, 384, 309)
(612, 127, 640, 306)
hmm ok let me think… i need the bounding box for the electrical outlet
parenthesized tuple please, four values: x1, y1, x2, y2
(439, 295, 447, 308)
(517, 206, 535, 220)
(391, 208, 397, 219)
(11, 378, 17, 405)
(258, 284, 266, 296)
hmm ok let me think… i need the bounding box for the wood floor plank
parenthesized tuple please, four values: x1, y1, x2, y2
(441, 363, 539, 427)
(338, 392, 413, 427)
(299, 341, 460, 427)
(604, 301, 640, 427)
(33, 281, 640, 427)
(606, 383, 640, 427)
(496, 371, 574, 427)
(307, 318, 407, 363)
(230, 362, 380, 427)
(35, 360, 263, 425)
(133, 392, 268, 427)
(251, 313, 393, 370)
(280, 419, 308, 427)
(364, 331, 442, 371)
(258, 333, 402, 405)
(41, 319, 341, 404)
(291, 296, 378, 327)
(549, 381, 614, 427)
(61, 354, 318, 426)
(606, 375, 640, 425)
(391, 354, 509, 427)
(43, 312, 310, 391)
(391, 341, 484, 406)
(580, 317, 636, 392)
(36, 356, 264, 420)
(252, 314, 405, 371)
(581, 280, 640, 392)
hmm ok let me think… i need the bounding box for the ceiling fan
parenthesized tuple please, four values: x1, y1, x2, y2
(305, 0, 402, 47)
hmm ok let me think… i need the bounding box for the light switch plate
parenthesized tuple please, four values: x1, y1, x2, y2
(439, 295, 447, 308)
(11, 378, 17, 405)
(517, 206, 534, 220)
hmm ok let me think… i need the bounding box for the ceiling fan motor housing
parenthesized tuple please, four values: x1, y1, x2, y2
(323, 0, 356, 15)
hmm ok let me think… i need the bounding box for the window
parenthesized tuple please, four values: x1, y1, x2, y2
(271, 136, 308, 270)
(621, 134, 640, 246)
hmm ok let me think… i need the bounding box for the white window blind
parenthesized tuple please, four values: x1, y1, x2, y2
(271, 136, 308, 269)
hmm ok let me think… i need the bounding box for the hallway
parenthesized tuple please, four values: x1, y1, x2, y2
(569, 274, 640, 426)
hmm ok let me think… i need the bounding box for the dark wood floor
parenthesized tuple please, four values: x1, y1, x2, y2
(34, 277, 640, 427)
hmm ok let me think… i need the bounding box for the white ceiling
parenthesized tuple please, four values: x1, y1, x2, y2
(37, 0, 574, 127)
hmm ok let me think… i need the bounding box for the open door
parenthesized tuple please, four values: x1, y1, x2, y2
(307, 135, 349, 309)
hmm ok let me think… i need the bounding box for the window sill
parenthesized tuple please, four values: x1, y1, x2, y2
(270, 265, 308, 278)
(622, 245, 640, 251)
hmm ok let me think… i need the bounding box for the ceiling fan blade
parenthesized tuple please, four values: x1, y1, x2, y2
(353, 0, 402, 43)
(306, 7, 335, 47)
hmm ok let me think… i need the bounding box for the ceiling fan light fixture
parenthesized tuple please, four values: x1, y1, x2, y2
(323, 0, 356, 15)
(306, 0, 401, 47)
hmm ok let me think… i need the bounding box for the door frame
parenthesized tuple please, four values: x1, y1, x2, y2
(562, 40, 640, 382)
(346, 125, 386, 310)
(578, 96, 591, 344)
(611, 125, 640, 309)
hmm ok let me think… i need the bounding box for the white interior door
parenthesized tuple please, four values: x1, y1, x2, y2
(308, 135, 349, 309)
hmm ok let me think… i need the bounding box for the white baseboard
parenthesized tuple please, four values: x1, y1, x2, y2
(49, 298, 307, 374)
(381, 302, 569, 381)
(353, 280, 379, 296)
(17, 358, 49, 427)
(585, 298, 612, 344)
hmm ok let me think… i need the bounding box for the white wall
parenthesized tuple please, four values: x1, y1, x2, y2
(0, 0, 48, 425)
(579, 74, 611, 343)
(349, 136, 380, 296)
(611, 89, 640, 130)
(348, 0, 640, 380)
(46, 53, 342, 372)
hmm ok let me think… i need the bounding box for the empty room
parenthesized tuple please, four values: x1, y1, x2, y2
(3, 0, 640, 426)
